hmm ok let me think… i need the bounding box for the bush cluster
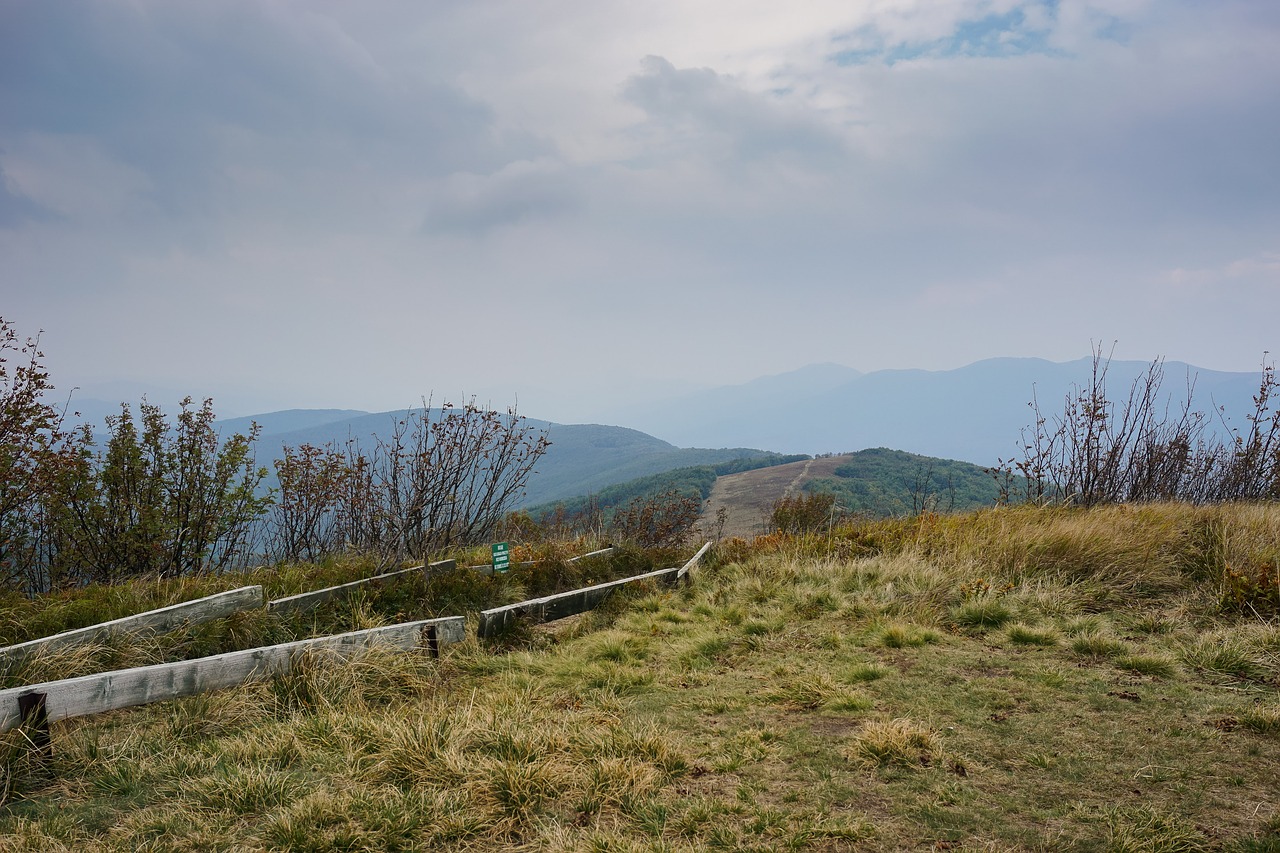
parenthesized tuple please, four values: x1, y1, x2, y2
(0, 316, 548, 594)
(993, 346, 1280, 506)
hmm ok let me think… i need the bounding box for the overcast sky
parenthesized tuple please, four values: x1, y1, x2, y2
(2, 0, 1278, 421)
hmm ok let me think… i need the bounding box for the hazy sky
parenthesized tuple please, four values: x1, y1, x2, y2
(3, 0, 1278, 421)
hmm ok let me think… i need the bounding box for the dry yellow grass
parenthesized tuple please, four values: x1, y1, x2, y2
(2, 503, 1279, 850)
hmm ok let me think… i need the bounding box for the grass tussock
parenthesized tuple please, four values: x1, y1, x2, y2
(1007, 622, 1059, 646)
(846, 718, 943, 769)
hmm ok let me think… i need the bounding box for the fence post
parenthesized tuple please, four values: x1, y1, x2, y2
(17, 691, 51, 763)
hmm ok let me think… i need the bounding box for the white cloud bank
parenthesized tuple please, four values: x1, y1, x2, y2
(1, 0, 1277, 419)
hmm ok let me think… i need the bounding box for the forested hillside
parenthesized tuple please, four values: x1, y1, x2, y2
(803, 447, 1001, 516)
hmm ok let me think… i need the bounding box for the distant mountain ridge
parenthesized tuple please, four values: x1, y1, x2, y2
(613, 356, 1268, 464)
(69, 355, 1270, 510)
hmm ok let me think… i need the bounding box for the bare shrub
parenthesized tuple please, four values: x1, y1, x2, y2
(770, 492, 840, 534)
(272, 401, 549, 565)
(271, 443, 350, 563)
(609, 489, 701, 549)
(994, 345, 1280, 506)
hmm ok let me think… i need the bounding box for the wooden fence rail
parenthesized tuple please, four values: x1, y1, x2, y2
(677, 541, 713, 580)
(0, 616, 465, 733)
(2, 542, 708, 747)
(267, 559, 457, 615)
(477, 567, 678, 638)
(467, 545, 614, 576)
(0, 586, 266, 667)
(568, 546, 614, 563)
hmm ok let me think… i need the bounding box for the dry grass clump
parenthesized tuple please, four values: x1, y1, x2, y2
(877, 621, 940, 648)
(950, 597, 1015, 632)
(1070, 631, 1130, 660)
(765, 671, 872, 713)
(1239, 703, 1280, 736)
(1113, 653, 1178, 678)
(1103, 805, 1208, 852)
(1006, 623, 1059, 646)
(845, 718, 942, 769)
(1179, 629, 1276, 683)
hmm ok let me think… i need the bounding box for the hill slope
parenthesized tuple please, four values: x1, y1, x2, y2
(702, 449, 1001, 537)
(216, 408, 778, 508)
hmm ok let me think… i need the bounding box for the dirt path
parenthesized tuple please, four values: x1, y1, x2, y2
(698, 455, 851, 541)
(783, 458, 815, 498)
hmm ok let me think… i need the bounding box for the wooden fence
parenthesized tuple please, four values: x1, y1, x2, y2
(1, 557, 462, 664)
(1, 616, 465, 734)
(0, 586, 265, 667)
(3, 541, 712, 748)
(267, 559, 457, 614)
(466, 545, 614, 576)
(678, 541, 713, 580)
(476, 566, 680, 638)
(475, 542, 710, 638)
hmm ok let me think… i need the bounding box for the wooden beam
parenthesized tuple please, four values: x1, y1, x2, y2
(477, 567, 678, 638)
(267, 559, 457, 615)
(677, 541, 713, 580)
(0, 586, 265, 667)
(0, 616, 465, 732)
(568, 546, 614, 563)
(467, 546, 614, 576)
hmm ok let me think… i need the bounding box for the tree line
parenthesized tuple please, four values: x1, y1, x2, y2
(0, 317, 549, 595)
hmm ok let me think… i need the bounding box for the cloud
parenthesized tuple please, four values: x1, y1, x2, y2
(1, 0, 1278, 415)
(421, 160, 581, 235)
(1164, 252, 1280, 290)
(0, 160, 56, 228)
(621, 55, 848, 167)
(0, 133, 155, 222)
(0, 1, 550, 246)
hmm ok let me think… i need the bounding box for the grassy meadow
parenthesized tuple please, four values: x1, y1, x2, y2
(1, 503, 1279, 851)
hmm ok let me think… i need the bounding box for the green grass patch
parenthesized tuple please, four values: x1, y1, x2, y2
(949, 598, 1014, 631)
(878, 621, 940, 648)
(1114, 653, 1178, 678)
(1007, 622, 1059, 646)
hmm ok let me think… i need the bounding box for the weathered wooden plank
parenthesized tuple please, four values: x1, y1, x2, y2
(0, 586, 265, 667)
(0, 616, 465, 732)
(468, 546, 614, 576)
(677, 541, 713, 580)
(477, 567, 678, 638)
(267, 559, 456, 614)
(568, 546, 615, 563)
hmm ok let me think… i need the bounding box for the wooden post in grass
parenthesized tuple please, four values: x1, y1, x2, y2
(16, 691, 50, 763)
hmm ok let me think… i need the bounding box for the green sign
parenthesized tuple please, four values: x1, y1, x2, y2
(492, 542, 510, 572)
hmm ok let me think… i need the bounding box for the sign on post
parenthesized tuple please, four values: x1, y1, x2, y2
(492, 542, 510, 572)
